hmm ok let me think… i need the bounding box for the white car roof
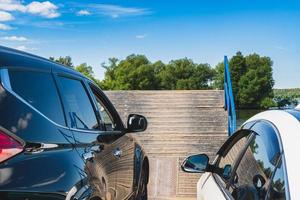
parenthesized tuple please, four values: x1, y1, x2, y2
(244, 110, 300, 200)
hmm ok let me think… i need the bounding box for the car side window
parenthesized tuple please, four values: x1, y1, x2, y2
(217, 135, 250, 182)
(8, 69, 65, 126)
(231, 122, 282, 200)
(57, 76, 99, 130)
(267, 159, 286, 200)
(90, 87, 117, 131)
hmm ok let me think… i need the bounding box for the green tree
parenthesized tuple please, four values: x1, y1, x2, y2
(101, 55, 160, 90)
(213, 62, 224, 89)
(214, 52, 274, 108)
(274, 96, 298, 108)
(100, 58, 119, 90)
(75, 63, 94, 78)
(229, 52, 247, 106)
(75, 63, 101, 85)
(101, 56, 215, 90)
(238, 54, 274, 108)
(274, 88, 300, 98)
(50, 56, 74, 68)
(260, 97, 277, 109)
(214, 52, 247, 107)
(157, 58, 215, 90)
(50, 56, 102, 87)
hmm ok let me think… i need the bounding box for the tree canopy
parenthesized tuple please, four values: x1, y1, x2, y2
(157, 58, 215, 90)
(101, 55, 160, 90)
(101, 55, 215, 90)
(50, 52, 279, 108)
(50, 56, 74, 68)
(214, 52, 274, 108)
(273, 88, 300, 108)
(50, 56, 101, 86)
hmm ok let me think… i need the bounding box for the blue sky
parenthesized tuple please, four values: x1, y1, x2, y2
(0, 0, 299, 88)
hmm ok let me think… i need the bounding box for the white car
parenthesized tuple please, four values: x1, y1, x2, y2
(182, 109, 300, 200)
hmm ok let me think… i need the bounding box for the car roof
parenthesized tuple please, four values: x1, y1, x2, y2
(0, 45, 84, 78)
(285, 109, 300, 122)
(244, 110, 300, 200)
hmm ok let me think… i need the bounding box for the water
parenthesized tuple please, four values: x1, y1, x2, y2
(236, 102, 300, 128)
(236, 109, 264, 128)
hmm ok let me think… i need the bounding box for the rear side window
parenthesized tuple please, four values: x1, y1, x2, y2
(57, 76, 99, 130)
(8, 69, 65, 125)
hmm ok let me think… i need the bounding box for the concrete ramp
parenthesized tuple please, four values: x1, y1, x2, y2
(105, 90, 228, 199)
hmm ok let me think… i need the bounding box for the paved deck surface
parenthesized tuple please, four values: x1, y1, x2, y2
(105, 90, 228, 199)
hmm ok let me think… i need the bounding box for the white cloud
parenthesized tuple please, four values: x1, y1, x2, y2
(92, 4, 150, 18)
(77, 10, 90, 16)
(0, 23, 12, 30)
(0, 0, 60, 19)
(0, 0, 26, 12)
(2, 35, 27, 41)
(0, 10, 14, 21)
(136, 34, 147, 39)
(26, 1, 60, 18)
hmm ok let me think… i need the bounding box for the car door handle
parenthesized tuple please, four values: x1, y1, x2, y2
(113, 148, 122, 159)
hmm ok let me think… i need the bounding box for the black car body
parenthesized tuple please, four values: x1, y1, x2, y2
(0, 46, 149, 200)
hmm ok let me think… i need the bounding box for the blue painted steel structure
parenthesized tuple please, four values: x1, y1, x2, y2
(224, 56, 236, 135)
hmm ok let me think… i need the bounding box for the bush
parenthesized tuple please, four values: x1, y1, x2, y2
(260, 98, 277, 109)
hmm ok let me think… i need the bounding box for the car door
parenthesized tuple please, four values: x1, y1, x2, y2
(200, 121, 289, 200)
(87, 83, 136, 200)
(228, 121, 287, 200)
(0, 68, 86, 200)
(197, 129, 253, 200)
(54, 73, 125, 199)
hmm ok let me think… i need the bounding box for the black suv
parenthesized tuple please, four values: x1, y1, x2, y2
(0, 46, 149, 200)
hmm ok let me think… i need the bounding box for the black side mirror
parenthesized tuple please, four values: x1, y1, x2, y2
(126, 114, 147, 133)
(181, 154, 209, 173)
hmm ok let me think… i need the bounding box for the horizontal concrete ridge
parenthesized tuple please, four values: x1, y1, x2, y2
(104, 90, 228, 199)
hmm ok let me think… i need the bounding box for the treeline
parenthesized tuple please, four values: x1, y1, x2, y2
(101, 56, 215, 90)
(274, 88, 300, 98)
(50, 52, 283, 109)
(49, 56, 102, 86)
(273, 88, 300, 108)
